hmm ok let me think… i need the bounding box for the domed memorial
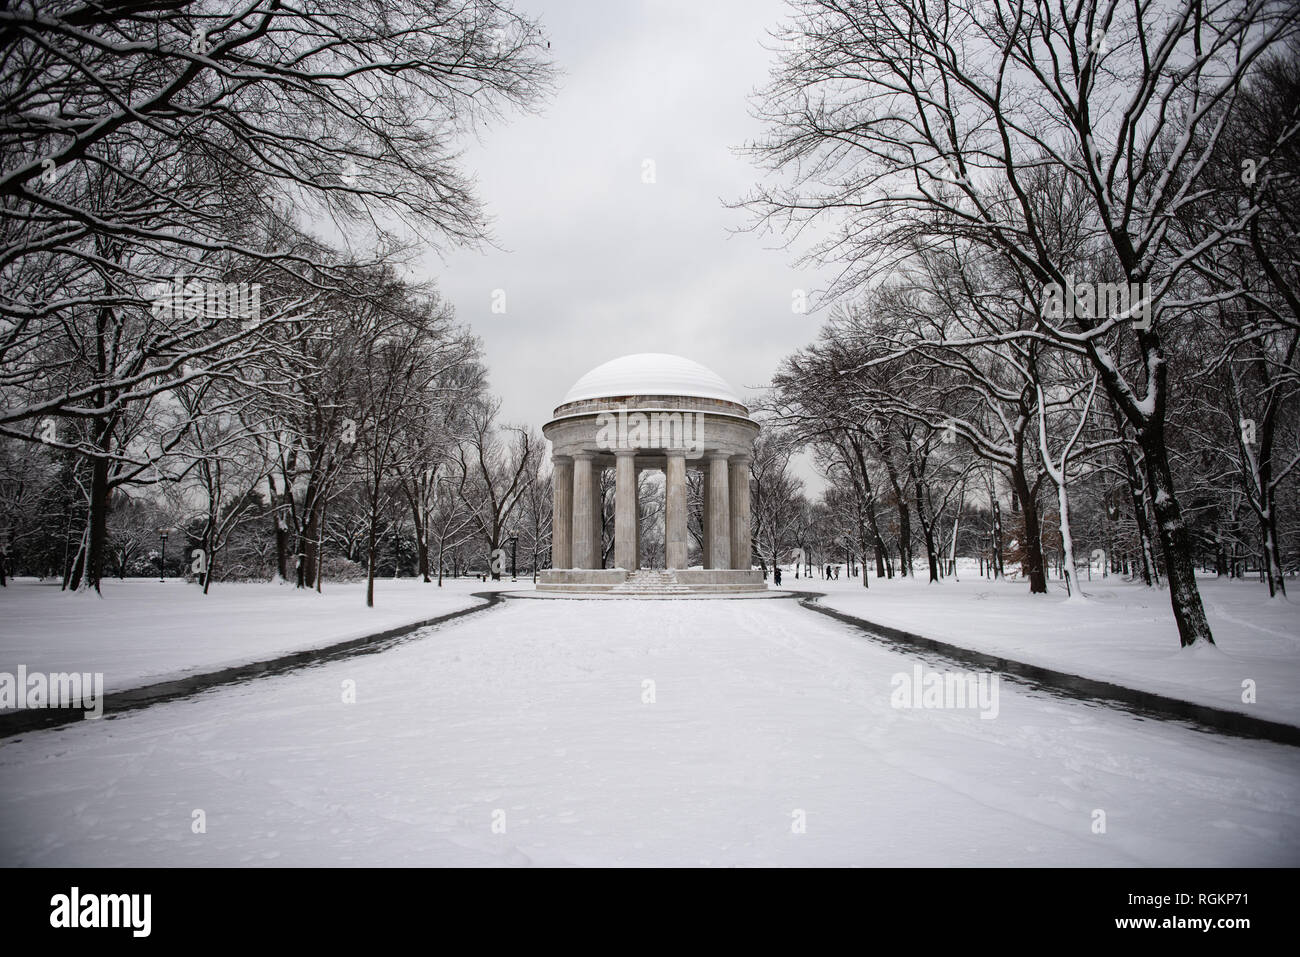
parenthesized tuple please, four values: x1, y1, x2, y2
(540, 353, 765, 594)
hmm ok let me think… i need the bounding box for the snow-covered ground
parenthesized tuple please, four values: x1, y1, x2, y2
(0, 577, 518, 692)
(783, 569, 1300, 726)
(1, 596, 1296, 866)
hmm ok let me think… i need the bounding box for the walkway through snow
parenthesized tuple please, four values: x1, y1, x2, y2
(2, 597, 1296, 866)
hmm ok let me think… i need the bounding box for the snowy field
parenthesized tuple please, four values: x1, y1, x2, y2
(1, 596, 1296, 866)
(785, 571, 1300, 727)
(0, 577, 516, 692)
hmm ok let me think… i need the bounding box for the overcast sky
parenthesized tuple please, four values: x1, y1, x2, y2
(417, 0, 835, 480)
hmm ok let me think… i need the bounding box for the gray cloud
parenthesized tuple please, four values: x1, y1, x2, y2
(420, 0, 836, 456)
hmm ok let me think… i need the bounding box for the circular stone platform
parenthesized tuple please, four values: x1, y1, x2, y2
(506, 589, 793, 601)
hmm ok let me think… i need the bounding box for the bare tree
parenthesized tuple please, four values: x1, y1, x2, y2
(746, 0, 1299, 643)
(455, 399, 541, 572)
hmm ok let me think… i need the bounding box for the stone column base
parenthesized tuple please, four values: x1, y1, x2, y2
(538, 568, 767, 594)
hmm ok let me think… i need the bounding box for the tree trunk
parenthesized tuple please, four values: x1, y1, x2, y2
(849, 435, 888, 580)
(1136, 428, 1215, 646)
(412, 502, 430, 583)
(990, 495, 1004, 579)
(1008, 464, 1047, 594)
(67, 520, 89, 591)
(1113, 419, 1157, 586)
(298, 487, 322, 590)
(855, 506, 871, 589)
(915, 480, 939, 582)
(1248, 442, 1286, 598)
(82, 462, 108, 592)
(947, 501, 962, 581)
(366, 511, 377, 608)
(1055, 478, 1077, 598)
(270, 475, 290, 582)
(81, 427, 112, 593)
(1214, 520, 1228, 577)
(881, 455, 911, 576)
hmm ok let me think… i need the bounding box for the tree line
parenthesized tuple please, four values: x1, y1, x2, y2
(740, 0, 1300, 646)
(0, 0, 554, 602)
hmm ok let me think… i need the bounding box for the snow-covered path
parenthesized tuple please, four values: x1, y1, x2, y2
(1, 597, 1296, 866)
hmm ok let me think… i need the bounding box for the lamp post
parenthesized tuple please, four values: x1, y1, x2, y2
(508, 535, 518, 582)
(158, 528, 169, 582)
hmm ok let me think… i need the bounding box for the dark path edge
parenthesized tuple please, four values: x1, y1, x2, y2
(796, 592, 1300, 748)
(0, 591, 507, 741)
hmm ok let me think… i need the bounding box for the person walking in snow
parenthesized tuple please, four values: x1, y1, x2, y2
(774, 566, 782, 587)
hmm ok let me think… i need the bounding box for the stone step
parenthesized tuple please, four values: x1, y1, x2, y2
(615, 590, 692, 594)
(616, 582, 696, 590)
(611, 569, 692, 594)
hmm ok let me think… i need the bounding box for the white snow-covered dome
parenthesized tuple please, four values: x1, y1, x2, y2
(560, 353, 743, 405)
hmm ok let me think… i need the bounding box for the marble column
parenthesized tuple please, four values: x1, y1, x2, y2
(552, 456, 573, 569)
(708, 452, 731, 570)
(615, 451, 637, 570)
(634, 466, 642, 570)
(571, 453, 593, 569)
(729, 454, 751, 570)
(701, 468, 712, 568)
(664, 451, 687, 570)
(592, 469, 604, 568)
